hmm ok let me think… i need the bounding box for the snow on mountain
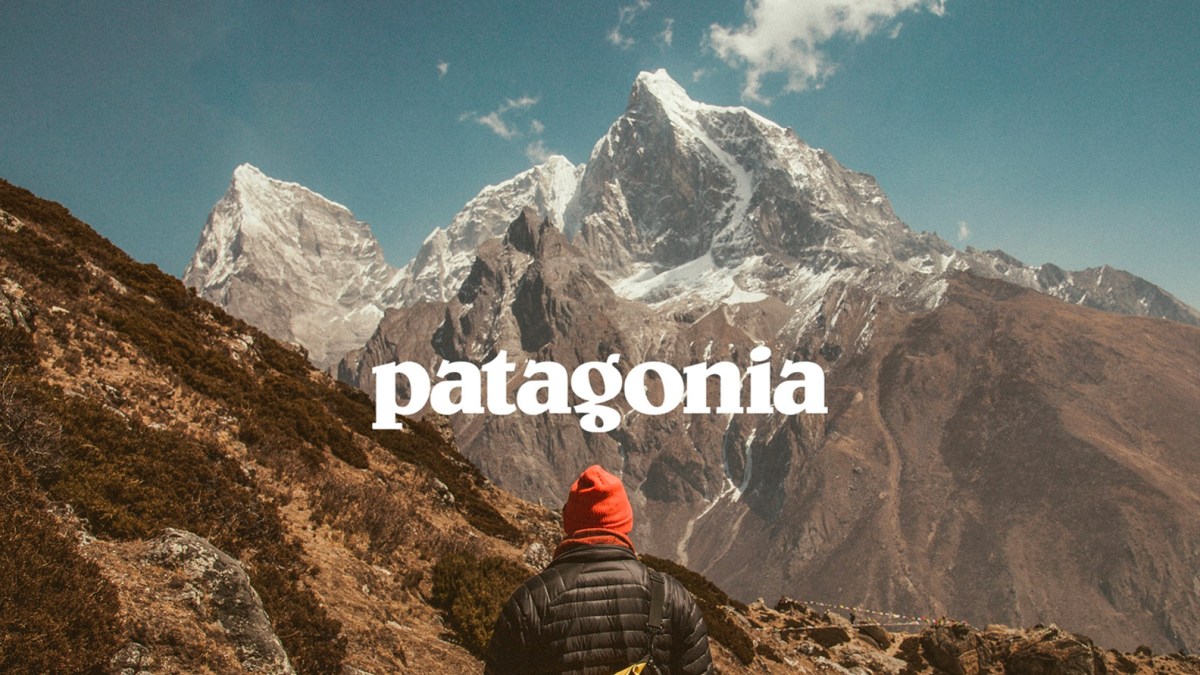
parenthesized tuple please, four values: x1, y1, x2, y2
(400, 68, 1199, 329)
(183, 164, 405, 368)
(566, 68, 942, 317)
(394, 155, 583, 304)
(189, 70, 1198, 373)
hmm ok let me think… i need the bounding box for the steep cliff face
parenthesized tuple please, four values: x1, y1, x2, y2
(557, 70, 1199, 326)
(395, 155, 584, 306)
(568, 70, 920, 279)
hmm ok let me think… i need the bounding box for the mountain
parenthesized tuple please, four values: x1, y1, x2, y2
(183, 164, 405, 368)
(4, 178, 1197, 674)
(394, 69, 1200, 327)
(345, 206, 1200, 653)
(180, 70, 1200, 651)
(330, 71, 1200, 653)
(188, 75, 1197, 375)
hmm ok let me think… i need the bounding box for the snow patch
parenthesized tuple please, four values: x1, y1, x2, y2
(610, 253, 767, 307)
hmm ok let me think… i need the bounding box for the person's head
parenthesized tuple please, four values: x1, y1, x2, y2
(562, 464, 633, 536)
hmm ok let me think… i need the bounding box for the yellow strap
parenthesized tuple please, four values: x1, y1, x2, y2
(612, 662, 646, 675)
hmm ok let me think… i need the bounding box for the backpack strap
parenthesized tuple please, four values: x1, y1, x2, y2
(615, 572, 667, 675)
(647, 571, 666, 634)
(643, 571, 666, 671)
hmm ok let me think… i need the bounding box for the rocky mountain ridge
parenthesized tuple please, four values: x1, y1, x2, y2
(395, 69, 1200, 327)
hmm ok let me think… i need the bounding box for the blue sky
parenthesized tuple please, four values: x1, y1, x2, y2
(2, 1, 1197, 308)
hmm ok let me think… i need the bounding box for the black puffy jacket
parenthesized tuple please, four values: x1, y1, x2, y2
(483, 545, 713, 674)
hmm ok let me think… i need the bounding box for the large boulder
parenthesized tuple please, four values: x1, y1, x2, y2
(146, 529, 294, 674)
(920, 623, 992, 675)
(1003, 628, 1107, 675)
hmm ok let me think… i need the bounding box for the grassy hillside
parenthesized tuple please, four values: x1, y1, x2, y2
(0, 178, 525, 672)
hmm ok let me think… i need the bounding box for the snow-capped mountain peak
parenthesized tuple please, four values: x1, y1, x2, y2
(629, 68, 777, 133)
(393, 154, 583, 305)
(629, 68, 700, 117)
(232, 161, 268, 184)
(184, 165, 403, 368)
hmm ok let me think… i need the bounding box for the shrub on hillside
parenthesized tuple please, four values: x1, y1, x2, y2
(309, 472, 436, 562)
(0, 446, 123, 672)
(3, 178, 523, 543)
(431, 549, 531, 657)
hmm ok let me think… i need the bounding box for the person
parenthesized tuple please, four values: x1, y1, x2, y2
(484, 465, 714, 674)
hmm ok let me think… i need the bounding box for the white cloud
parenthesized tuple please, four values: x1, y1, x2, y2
(475, 112, 516, 138)
(437, 60, 449, 78)
(709, 0, 948, 102)
(658, 18, 674, 47)
(462, 96, 539, 139)
(525, 139, 553, 164)
(957, 220, 970, 241)
(692, 68, 710, 82)
(607, 27, 634, 49)
(608, 0, 651, 50)
(888, 23, 904, 39)
(529, 119, 545, 134)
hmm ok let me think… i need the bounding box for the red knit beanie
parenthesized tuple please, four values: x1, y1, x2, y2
(562, 465, 633, 536)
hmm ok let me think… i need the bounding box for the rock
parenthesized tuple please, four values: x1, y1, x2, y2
(431, 478, 455, 507)
(919, 623, 990, 675)
(813, 655, 862, 675)
(147, 528, 295, 674)
(0, 209, 23, 232)
(858, 623, 892, 649)
(0, 277, 35, 331)
(523, 542, 551, 569)
(896, 636, 924, 673)
(1004, 632, 1106, 675)
(808, 625, 853, 649)
(837, 647, 907, 675)
(775, 597, 810, 614)
(424, 413, 457, 445)
(798, 641, 830, 658)
(110, 642, 155, 675)
(1112, 652, 1139, 673)
(754, 641, 784, 663)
